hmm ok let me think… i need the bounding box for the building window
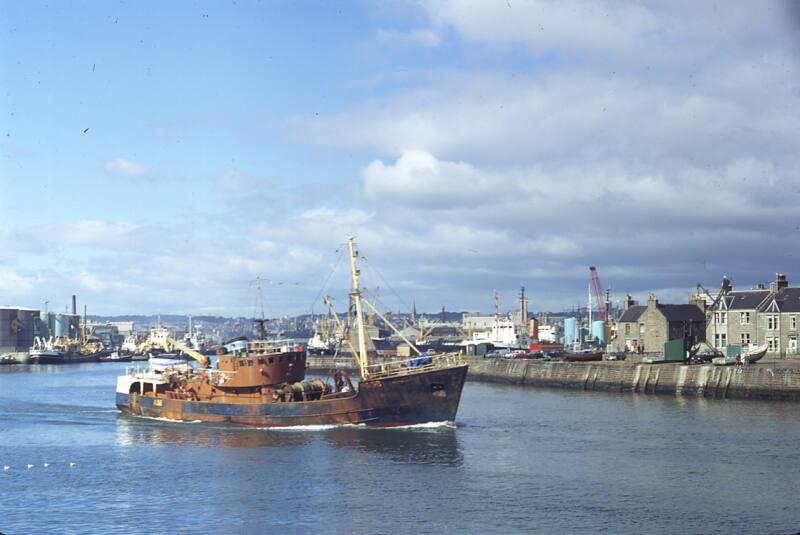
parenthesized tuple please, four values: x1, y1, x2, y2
(714, 312, 727, 325)
(741, 333, 750, 346)
(768, 337, 780, 352)
(715, 333, 727, 348)
(790, 337, 797, 353)
(639, 323, 645, 335)
(625, 324, 630, 335)
(740, 312, 750, 325)
(792, 316, 797, 330)
(768, 315, 779, 330)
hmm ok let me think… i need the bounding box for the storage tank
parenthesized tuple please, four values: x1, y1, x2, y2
(40, 311, 56, 339)
(592, 320, 606, 345)
(0, 307, 19, 352)
(54, 313, 70, 337)
(15, 308, 39, 350)
(563, 317, 577, 346)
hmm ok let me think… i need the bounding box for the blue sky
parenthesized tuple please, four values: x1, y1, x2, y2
(2, 1, 800, 317)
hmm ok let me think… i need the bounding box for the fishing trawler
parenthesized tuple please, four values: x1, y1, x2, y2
(115, 237, 469, 427)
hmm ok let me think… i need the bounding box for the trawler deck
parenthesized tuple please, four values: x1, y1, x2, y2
(365, 353, 465, 380)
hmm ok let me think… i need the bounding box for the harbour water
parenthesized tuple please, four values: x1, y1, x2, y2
(1, 363, 799, 534)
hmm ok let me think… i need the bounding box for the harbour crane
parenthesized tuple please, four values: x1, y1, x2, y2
(589, 266, 609, 325)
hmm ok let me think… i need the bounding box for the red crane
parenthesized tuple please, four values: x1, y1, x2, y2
(589, 266, 608, 325)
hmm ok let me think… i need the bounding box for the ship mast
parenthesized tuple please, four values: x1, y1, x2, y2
(252, 275, 268, 339)
(348, 237, 370, 378)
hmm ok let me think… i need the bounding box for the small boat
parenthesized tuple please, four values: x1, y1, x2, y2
(98, 351, 133, 363)
(562, 352, 603, 362)
(741, 344, 768, 365)
(711, 355, 738, 366)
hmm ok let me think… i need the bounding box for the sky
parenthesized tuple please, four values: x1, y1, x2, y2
(2, 0, 800, 318)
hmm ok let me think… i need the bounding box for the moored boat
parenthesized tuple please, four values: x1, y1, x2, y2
(741, 344, 768, 365)
(98, 351, 133, 363)
(116, 237, 469, 427)
(28, 348, 67, 364)
(562, 352, 603, 362)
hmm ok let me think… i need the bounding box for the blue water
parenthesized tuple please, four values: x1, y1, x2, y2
(1, 363, 799, 534)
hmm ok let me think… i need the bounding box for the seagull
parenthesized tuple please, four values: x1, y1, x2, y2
(27, 464, 34, 469)
(69, 462, 76, 467)
(3, 466, 9, 470)
(43, 463, 50, 468)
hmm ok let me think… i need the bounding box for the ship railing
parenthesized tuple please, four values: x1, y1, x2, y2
(364, 352, 465, 380)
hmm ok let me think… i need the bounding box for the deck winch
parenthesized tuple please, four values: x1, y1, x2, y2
(274, 379, 331, 402)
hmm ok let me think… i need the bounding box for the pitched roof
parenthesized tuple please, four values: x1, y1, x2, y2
(618, 305, 646, 322)
(726, 290, 771, 310)
(770, 287, 800, 313)
(658, 304, 705, 323)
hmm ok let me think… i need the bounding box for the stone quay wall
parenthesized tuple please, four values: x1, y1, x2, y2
(464, 358, 800, 401)
(306, 355, 800, 401)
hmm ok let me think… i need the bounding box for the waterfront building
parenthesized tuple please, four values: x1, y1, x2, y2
(612, 294, 705, 354)
(707, 273, 800, 357)
(0, 306, 42, 352)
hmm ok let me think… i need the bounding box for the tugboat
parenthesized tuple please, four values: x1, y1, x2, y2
(115, 237, 469, 427)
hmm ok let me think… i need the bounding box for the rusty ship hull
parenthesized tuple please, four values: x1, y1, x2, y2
(116, 363, 468, 427)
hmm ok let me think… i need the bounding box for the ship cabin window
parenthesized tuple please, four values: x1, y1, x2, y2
(269, 357, 274, 364)
(239, 360, 245, 367)
(258, 358, 265, 364)
(248, 359, 254, 366)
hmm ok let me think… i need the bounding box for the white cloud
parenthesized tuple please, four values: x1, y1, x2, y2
(417, 0, 790, 67)
(363, 150, 499, 207)
(58, 220, 142, 247)
(74, 271, 137, 293)
(0, 269, 38, 295)
(422, 0, 658, 60)
(104, 158, 148, 177)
